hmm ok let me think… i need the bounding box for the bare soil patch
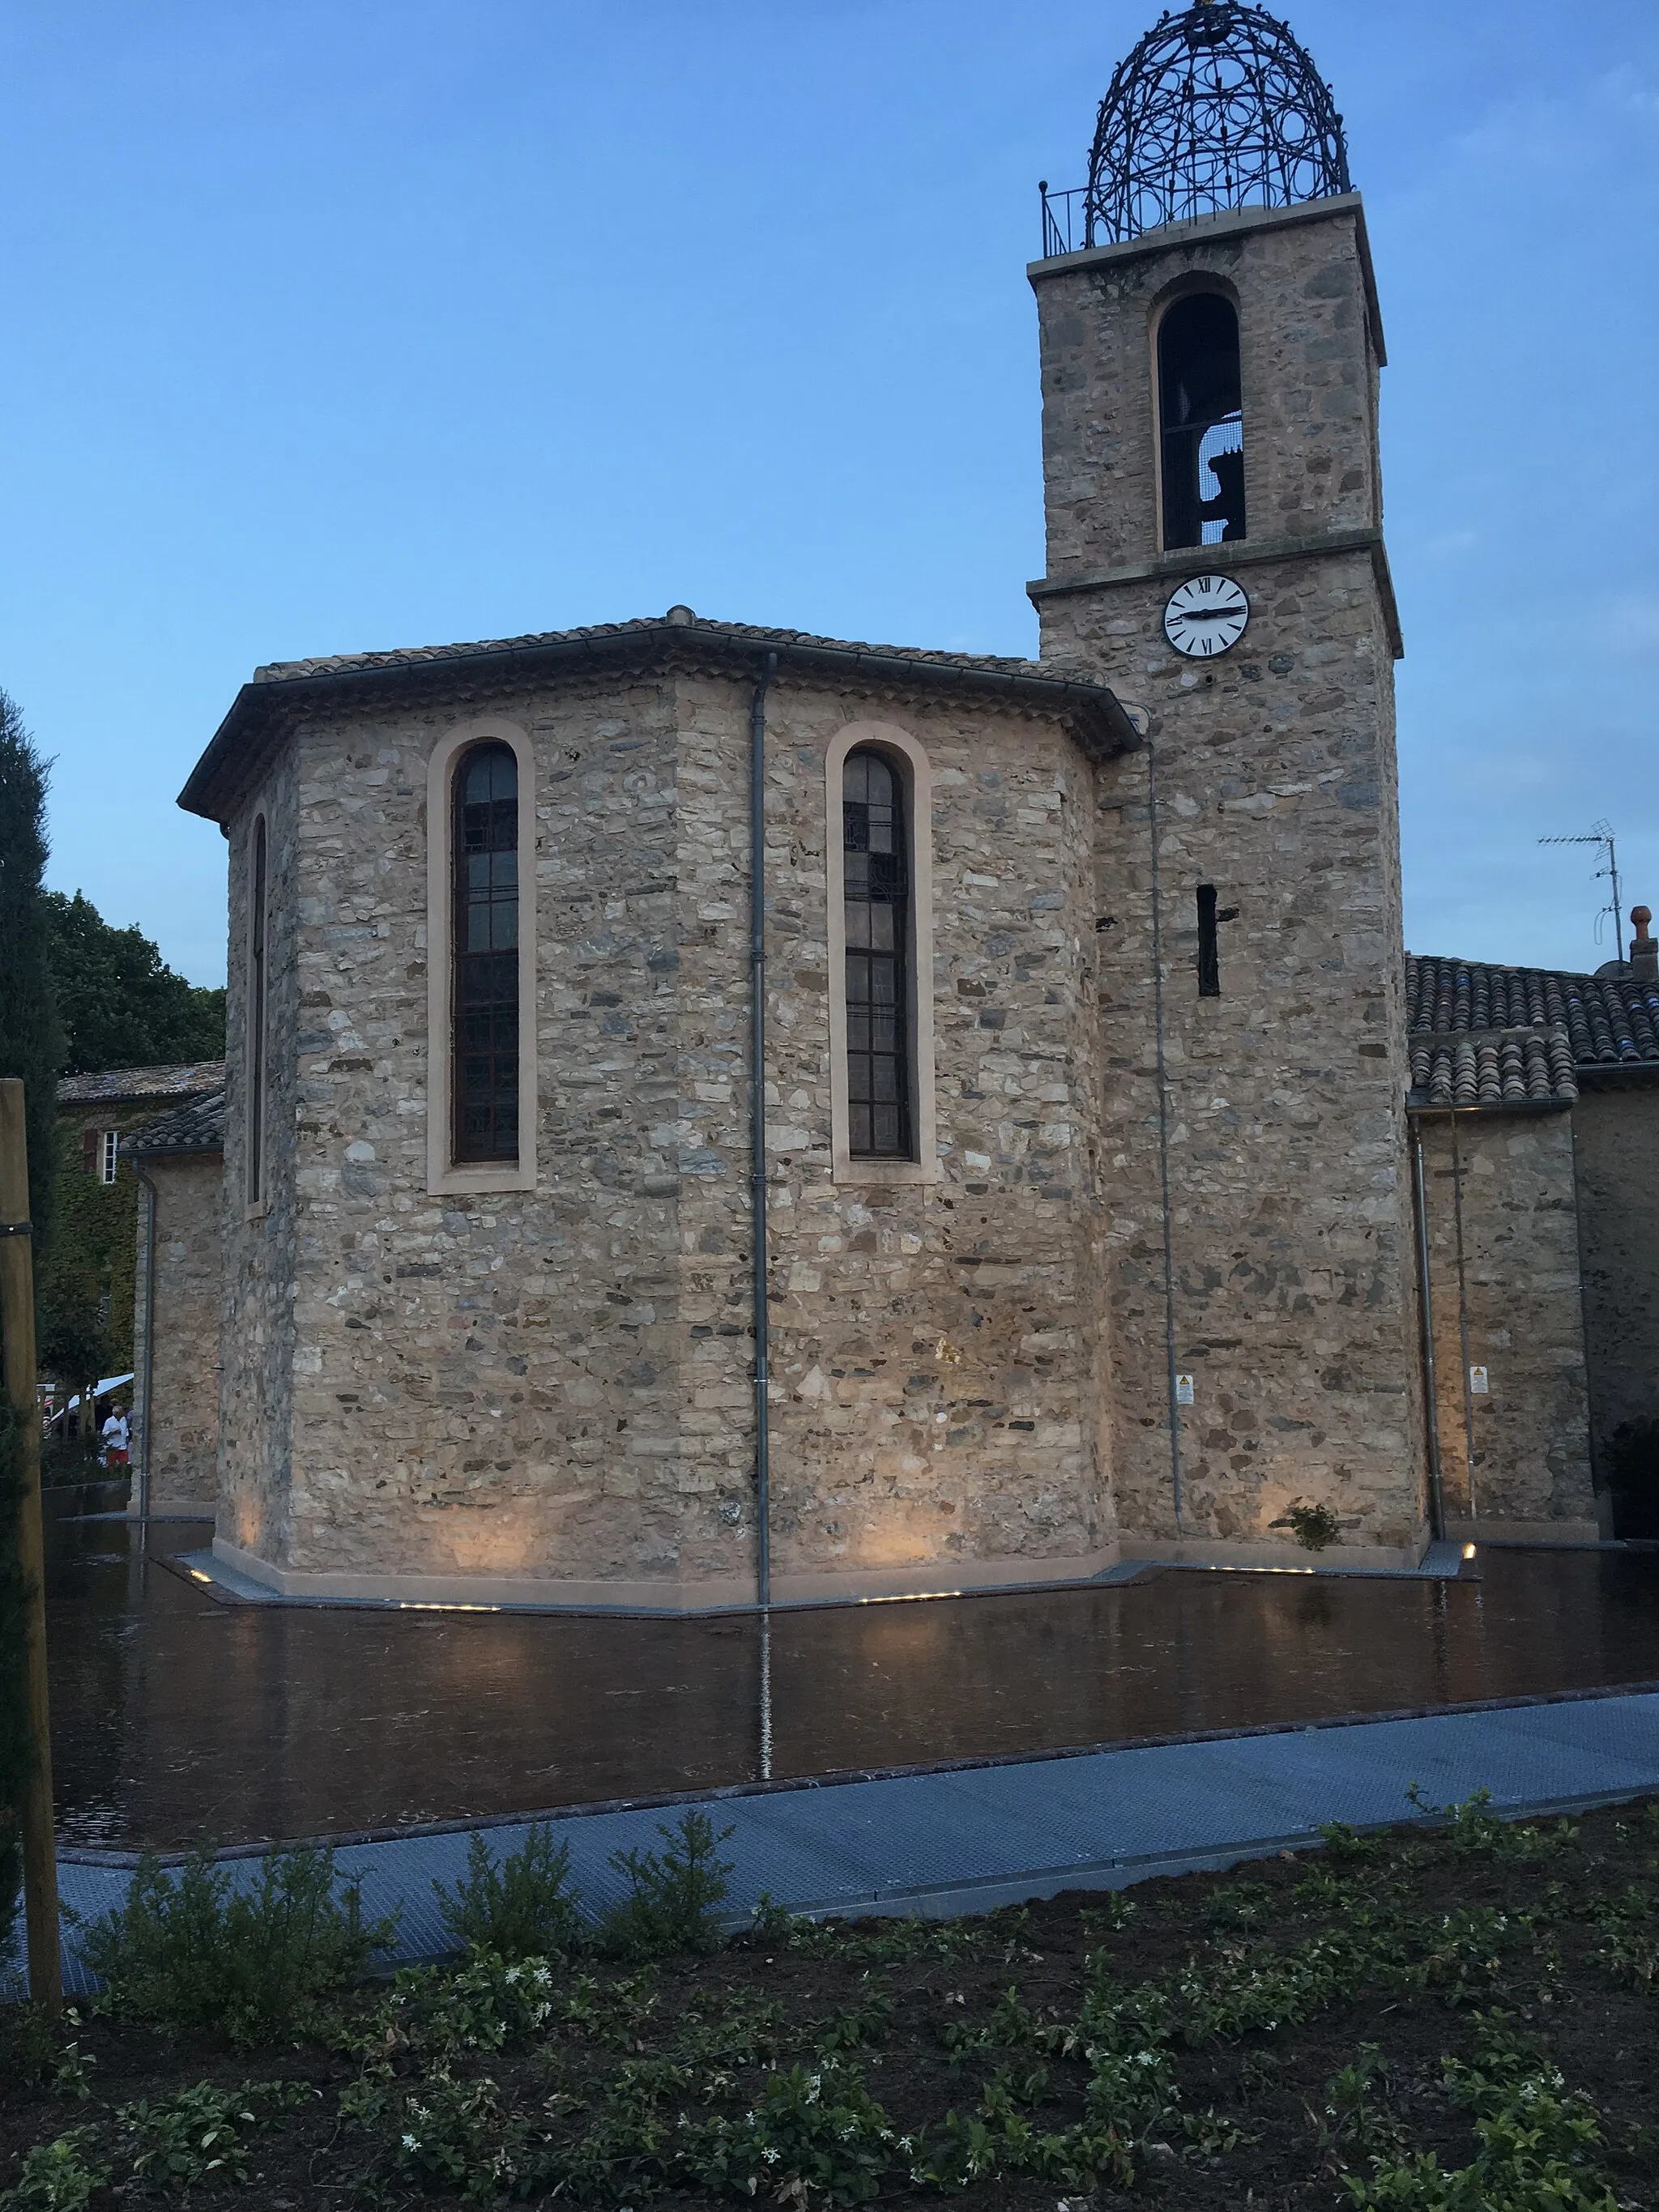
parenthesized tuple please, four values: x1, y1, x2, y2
(4, 1795, 1656, 2209)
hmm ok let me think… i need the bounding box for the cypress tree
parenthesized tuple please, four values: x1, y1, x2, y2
(0, 688, 62, 1239)
(0, 686, 58, 1953)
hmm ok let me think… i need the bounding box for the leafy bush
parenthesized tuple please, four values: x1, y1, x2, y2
(115, 2079, 315, 2191)
(1283, 1502, 1342, 1551)
(350, 2069, 522, 2203)
(1338, 2016, 1618, 2210)
(601, 1809, 735, 1958)
(433, 1822, 582, 1962)
(684, 2061, 897, 2205)
(1319, 1819, 1384, 1864)
(0, 2130, 108, 2212)
(1, 2006, 95, 2099)
(71, 1843, 399, 2047)
(362, 1951, 560, 2062)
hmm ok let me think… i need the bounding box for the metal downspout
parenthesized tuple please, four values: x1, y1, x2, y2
(1451, 1112, 1478, 1522)
(1410, 1118, 1446, 1541)
(134, 1163, 159, 1524)
(749, 652, 778, 1614)
(1145, 731, 1183, 1539)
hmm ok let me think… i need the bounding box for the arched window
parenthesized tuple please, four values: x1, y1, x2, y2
(842, 748, 911, 1157)
(452, 742, 520, 1162)
(1158, 292, 1246, 550)
(246, 815, 268, 1206)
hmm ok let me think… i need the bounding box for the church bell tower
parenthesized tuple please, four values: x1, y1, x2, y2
(1031, 2, 1427, 1561)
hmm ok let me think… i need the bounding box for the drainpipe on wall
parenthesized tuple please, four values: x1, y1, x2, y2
(1410, 1119, 1446, 1541)
(133, 1161, 160, 1524)
(749, 652, 778, 1611)
(1450, 1113, 1478, 1522)
(1145, 730, 1184, 1540)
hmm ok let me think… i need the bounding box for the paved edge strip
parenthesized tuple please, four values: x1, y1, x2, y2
(15, 1694, 1659, 2000)
(58, 1678, 1659, 1868)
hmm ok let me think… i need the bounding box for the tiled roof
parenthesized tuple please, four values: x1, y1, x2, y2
(1408, 1029, 1580, 1110)
(57, 1061, 227, 1108)
(1406, 955, 1659, 1110)
(180, 608, 1137, 823)
(249, 612, 1054, 688)
(125, 1085, 226, 1157)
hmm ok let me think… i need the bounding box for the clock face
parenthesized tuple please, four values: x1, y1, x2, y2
(1163, 573, 1250, 658)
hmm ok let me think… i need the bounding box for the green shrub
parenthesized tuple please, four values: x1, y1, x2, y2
(115, 2079, 315, 2191)
(684, 2061, 897, 2205)
(1284, 1502, 1342, 1551)
(1337, 2016, 1618, 2210)
(71, 1843, 399, 2047)
(601, 1809, 735, 1958)
(348, 2069, 522, 2203)
(433, 1822, 582, 1961)
(0, 2129, 109, 2212)
(365, 1951, 560, 2061)
(0, 2005, 94, 2099)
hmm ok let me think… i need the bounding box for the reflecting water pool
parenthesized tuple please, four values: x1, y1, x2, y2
(45, 1502, 1659, 1852)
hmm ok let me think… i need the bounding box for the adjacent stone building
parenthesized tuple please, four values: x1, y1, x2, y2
(1407, 950, 1659, 1541)
(127, 1085, 227, 1511)
(46, 1061, 224, 1441)
(161, 2, 1659, 1601)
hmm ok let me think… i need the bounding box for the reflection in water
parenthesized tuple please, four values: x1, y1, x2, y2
(44, 1505, 1659, 1852)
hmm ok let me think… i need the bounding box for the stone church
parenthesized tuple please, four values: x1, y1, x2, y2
(160, 2, 1659, 1605)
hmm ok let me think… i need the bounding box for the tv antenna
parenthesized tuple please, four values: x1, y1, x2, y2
(1539, 820, 1624, 963)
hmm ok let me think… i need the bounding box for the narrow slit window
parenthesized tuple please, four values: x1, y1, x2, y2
(1196, 884, 1221, 997)
(842, 748, 913, 1157)
(1158, 293, 1245, 550)
(247, 816, 268, 1204)
(100, 1129, 119, 1184)
(452, 742, 520, 1163)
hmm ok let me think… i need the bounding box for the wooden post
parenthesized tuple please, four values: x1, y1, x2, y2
(0, 1078, 62, 2010)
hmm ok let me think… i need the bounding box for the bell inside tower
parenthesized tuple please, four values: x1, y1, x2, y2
(1157, 292, 1246, 549)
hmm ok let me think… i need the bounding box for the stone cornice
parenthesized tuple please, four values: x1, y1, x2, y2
(179, 620, 1141, 825)
(1027, 526, 1404, 662)
(1027, 190, 1386, 368)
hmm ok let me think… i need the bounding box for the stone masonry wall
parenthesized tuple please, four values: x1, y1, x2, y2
(216, 661, 1110, 1599)
(1034, 197, 1381, 590)
(1572, 1084, 1659, 1478)
(219, 748, 301, 1559)
(137, 1152, 223, 1507)
(707, 677, 1111, 1588)
(274, 674, 692, 1588)
(1030, 198, 1427, 1558)
(1415, 1110, 1596, 1536)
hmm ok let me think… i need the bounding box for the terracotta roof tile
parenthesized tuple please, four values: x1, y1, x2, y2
(124, 1086, 227, 1157)
(56, 1061, 227, 1107)
(1406, 953, 1659, 1110)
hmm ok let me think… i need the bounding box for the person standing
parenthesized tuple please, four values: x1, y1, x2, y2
(100, 1402, 130, 1468)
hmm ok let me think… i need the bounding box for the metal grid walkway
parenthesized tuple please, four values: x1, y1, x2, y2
(14, 1687, 1659, 2001)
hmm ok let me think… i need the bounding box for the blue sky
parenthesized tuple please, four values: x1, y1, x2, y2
(2, 0, 1656, 986)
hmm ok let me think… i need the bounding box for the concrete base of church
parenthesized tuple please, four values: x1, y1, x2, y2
(209, 1535, 1123, 1613)
(1117, 1535, 1427, 1573)
(1446, 1517, 1606, 1549)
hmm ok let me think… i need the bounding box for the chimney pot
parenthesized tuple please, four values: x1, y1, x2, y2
(1631, 906, 1657, 982)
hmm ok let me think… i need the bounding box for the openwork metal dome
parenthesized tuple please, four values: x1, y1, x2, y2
(1085, 2, 1350, 246)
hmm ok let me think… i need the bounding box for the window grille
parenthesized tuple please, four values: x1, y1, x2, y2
(842, 749, 912, 1157)
(452, 743, 520, 1162)
(100, 1129, 119, 1184)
